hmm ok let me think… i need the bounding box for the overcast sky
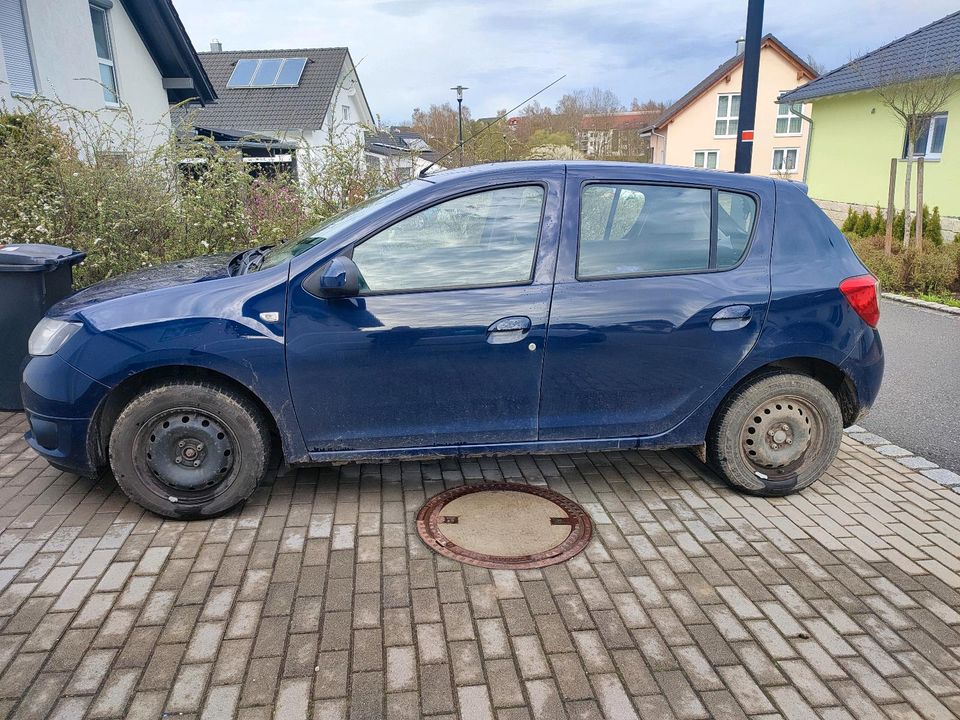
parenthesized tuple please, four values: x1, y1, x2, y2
(174, 0, 957, 123)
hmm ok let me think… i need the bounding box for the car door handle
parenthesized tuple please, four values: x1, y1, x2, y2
(711, 305, 752, 331)
(486, 316, 532, 344)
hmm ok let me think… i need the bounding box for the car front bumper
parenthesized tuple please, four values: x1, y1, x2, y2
(20, 352, 109, 476)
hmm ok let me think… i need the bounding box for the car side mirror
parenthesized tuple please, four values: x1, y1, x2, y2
(303, 256, 361, 298)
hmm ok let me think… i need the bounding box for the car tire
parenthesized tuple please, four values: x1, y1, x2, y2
(109, 381, 270, 519)
(707, 372, 842, 496)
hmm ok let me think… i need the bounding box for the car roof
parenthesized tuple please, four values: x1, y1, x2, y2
(422, 160, 778, 193)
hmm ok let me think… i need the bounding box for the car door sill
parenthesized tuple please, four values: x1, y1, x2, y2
(304, 436, 683, 464)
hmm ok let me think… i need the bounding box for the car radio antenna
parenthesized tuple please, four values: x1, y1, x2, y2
(417, 74, 566, 177)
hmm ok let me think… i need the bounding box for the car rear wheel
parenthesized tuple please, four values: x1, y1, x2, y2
(707, 372, 842, 496)
(109, 381, 270, 519)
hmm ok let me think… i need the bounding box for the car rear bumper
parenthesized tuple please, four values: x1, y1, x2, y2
(841, 327, 884, 421)
(20, 353, 109, 476)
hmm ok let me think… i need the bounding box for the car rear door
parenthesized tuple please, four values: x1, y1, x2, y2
(285, 169, 564, 453)
(538, 168, 773, 441)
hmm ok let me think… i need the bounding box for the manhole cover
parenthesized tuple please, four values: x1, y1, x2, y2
(416, 482, 593, 569)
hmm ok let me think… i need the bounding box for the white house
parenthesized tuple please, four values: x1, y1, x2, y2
(364, 127, 440, 181)
(179, 45, 374, 179)
(0, 0, 215, 146)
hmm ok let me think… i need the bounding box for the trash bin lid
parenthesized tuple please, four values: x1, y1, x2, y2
(0, 244, 86, 272)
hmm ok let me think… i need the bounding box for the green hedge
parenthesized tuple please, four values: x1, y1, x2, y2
(0, 103, 398, 286)
(846, 233, 959, 295)
(841, 205, 943, 246)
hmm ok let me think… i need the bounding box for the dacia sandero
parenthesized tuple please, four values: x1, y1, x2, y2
(21, 162, 884, 518)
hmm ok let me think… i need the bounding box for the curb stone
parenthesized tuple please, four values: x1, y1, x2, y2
(881, 292, 960, 316)
(845, 424, 960, 491)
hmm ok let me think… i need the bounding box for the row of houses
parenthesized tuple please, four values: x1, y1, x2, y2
(574, 12, 959, 236)
(0, 0, 433, 179)
(2, 2, 958, 237)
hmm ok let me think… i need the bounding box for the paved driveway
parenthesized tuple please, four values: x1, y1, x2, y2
(862, 300, 960, 472)
(1, 410, 959, 719)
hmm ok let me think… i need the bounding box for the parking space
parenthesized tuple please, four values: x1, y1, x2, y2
(1, 410, 959, 719)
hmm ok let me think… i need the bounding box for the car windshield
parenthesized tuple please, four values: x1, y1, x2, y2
(254, 184, 414, 271)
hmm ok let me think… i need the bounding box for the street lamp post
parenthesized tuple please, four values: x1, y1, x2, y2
(451, 85, 468, 166)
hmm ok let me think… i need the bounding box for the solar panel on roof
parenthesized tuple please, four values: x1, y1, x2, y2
(226, 59, 258, 87)
(276, 58, 307, 86)
(252, 58, 283, 86)
(227, 58, 309, 88)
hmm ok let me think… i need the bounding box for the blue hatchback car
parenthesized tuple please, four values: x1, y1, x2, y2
(21, 162, 883, 518)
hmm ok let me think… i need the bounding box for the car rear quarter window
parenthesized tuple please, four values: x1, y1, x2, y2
(352, 185, 544, 293)
(577, 184, 756, 279)
(717, 191, 757, 268)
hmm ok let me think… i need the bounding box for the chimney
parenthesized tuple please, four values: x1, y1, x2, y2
(735, 37, 745, 55)
(209, 39, 222, 52)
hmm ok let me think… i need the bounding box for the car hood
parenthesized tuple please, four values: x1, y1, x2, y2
(49, 252, 236, 318)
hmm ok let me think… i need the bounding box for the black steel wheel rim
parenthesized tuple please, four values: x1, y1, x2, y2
(132, 407, 239, 503)
(739, 394, 824, 477)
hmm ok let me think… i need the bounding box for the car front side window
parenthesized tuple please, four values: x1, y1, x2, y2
(351, 186, 545, 293)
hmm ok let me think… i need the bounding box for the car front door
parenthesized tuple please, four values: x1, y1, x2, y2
(538, 169, 773, 441)
(286, 172, 563, 453)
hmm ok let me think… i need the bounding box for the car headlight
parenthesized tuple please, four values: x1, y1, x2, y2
(28, 318, 82, 356)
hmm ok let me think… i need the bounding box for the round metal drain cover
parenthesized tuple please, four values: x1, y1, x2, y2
(416, 482, 593, 569)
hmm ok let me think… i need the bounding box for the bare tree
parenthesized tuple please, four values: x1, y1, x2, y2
(872, 67, 957, 250)
(804, 54, 826, 76)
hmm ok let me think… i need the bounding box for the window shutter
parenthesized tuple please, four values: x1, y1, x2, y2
(0, 0, 36, 95)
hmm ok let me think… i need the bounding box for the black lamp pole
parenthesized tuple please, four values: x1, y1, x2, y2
(734, 0, 764, 173)
(452, 85, 468, 166)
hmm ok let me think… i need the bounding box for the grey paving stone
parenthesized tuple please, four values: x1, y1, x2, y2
(921, 468, 960, 487)
(1, 411, 959, 719)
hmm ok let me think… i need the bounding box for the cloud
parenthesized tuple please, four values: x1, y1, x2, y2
(174, 0, 959, 121)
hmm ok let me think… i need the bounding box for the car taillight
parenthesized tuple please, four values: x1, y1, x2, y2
(840, 274, 880, 327)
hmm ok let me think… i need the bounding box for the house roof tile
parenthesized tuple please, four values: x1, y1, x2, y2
(780, 11, 960, 103)
(176, 47, 351, 131)
(580, 110, 661, 131)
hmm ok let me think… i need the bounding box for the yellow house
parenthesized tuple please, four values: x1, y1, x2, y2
(650, 35, 817, 177)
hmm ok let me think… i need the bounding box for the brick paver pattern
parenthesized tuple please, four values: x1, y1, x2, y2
(1, 410, 959, 720)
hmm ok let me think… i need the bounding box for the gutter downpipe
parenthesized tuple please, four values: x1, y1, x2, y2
(788, 104, 814, 184)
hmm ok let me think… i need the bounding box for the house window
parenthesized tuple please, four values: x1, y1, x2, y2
(772, 148, 798, 173)
(89, 4, 118, 105)
(776, 101, 803, 135)
(341, 105, 351, 122)
(903, 113, 947, 160)
(715, 93, 739, 137)
(693, 150, 718, 169)
(0, 0, 37, 95)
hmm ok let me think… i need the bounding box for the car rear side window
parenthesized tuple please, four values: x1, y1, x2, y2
(352, 185, 544, 293)
(578, 184, 711, 278)
(577, 184, 755, 279)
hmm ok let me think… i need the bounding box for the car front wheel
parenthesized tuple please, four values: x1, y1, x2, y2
(707, 372, 842, 496)
(109, 381, 270, 519)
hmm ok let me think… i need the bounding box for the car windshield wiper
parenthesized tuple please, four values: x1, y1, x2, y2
(238, 245, 274, 275)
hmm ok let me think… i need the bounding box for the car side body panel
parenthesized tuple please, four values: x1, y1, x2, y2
(25, 264, 307, 472)
(538, 166, 774, 440)
(284, 166, 565, 452)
